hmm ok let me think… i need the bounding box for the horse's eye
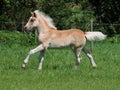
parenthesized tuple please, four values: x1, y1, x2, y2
(31, 19, 34, 22)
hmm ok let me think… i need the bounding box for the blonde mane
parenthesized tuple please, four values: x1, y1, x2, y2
(34, 10, 57, 29)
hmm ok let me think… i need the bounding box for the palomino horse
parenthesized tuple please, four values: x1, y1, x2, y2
(22, 10, 106, 70)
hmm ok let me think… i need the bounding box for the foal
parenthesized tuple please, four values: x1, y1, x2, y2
(22, 10, 106, 70)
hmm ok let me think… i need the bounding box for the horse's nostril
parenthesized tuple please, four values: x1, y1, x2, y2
(24, 26, 27, 30)
(23, 26, 28, 33)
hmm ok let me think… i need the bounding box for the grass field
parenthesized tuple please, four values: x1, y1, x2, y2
(0, 36, 120, 90)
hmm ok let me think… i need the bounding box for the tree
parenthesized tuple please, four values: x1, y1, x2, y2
(0, 0, 37, 31)
(1, 0, 119, 35)
(89, 0, 120, 34)
(40, 0, 94, 30)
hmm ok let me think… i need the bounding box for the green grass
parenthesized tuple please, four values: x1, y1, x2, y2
(0, 39, 120, 90)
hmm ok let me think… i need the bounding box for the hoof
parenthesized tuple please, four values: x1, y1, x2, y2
(38, 67, 42, 71)
(92, 65, 97, 68)
(22, 63, 26, 69)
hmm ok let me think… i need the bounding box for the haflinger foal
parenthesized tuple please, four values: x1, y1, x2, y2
(22, 10, 106, 70)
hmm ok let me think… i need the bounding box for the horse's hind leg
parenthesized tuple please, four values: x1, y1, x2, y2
(72, 46, 83, 68)
(82, 47, 97, 67)
(38, 50, 45, 70)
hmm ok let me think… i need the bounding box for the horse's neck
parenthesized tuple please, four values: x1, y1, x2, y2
(37, 24, 49, 33)
(37, 14, 57, 34)
(37, 18, 50, 33)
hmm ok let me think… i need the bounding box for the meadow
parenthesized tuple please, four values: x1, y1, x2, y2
(0, 31, 120, 90)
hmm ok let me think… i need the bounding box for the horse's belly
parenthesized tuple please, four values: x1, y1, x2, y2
(48, 39, 71, 48)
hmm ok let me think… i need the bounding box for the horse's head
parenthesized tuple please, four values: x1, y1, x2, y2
(24, 12, 39, 31)
(24, 10, 57, 33)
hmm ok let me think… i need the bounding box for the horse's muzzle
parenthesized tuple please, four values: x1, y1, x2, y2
(24, 26, 27, 30)
(23, 26, 29, 34)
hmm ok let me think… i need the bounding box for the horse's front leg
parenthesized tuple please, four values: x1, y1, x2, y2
(38, 50, 45, 70)
(22, 44, 45, 69)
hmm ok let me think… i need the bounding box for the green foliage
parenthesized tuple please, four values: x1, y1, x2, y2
(65, 10, 95, 30)
(89, 0, 120, 34)
(107, 35, 120, 43)
(1, 0, 37, 31)
(40, 0, 94, 30)
(89, 0, 120, 23)
(0, 31, 37, 46)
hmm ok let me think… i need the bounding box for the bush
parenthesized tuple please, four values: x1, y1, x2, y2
(0, 31, 37, 46)
(107, 35, 120, 43)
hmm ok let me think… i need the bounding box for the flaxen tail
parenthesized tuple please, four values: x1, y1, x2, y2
(85, 31, 107, 41)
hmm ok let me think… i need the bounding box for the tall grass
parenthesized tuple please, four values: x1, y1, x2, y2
(0, 31, 120, 90)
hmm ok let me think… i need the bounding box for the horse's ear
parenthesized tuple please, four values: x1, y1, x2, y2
(31, 12, 33, 15)
(31, 12, 36, 17)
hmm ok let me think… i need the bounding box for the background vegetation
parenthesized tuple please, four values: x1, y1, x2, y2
(1, 0, 120, 35)
(0, 1, 120, 90)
